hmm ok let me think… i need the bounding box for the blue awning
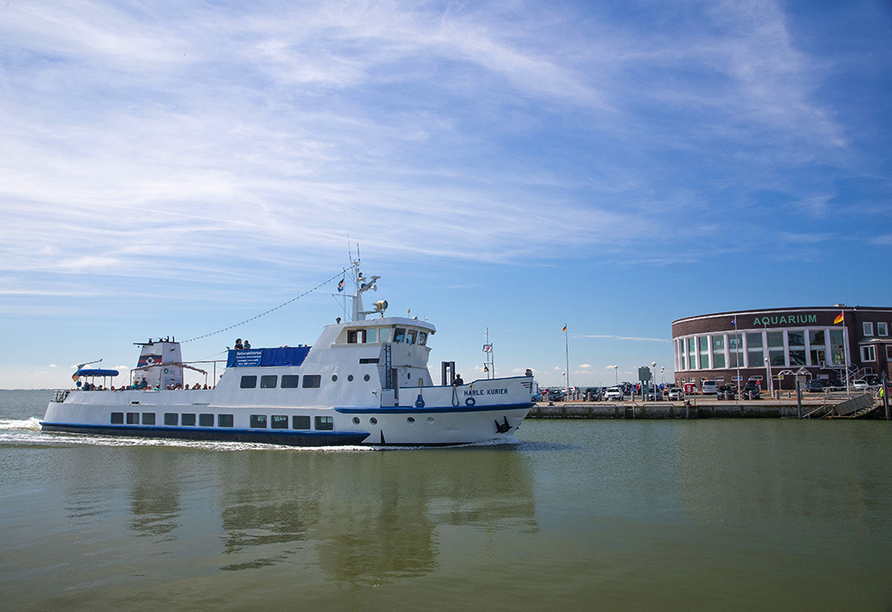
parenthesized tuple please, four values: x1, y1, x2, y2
(75, 368, 120, 377)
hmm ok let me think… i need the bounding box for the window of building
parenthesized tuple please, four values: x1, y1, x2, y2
(861, 345, 876, 361)
(788, 331, 806, 366)
(182, 413, 196, 426)
(698, 336, 709, 369)
(728, 334, 743, 368)
(863, 322, 874, 337)
(878, 322, 888, 336)
(281, 375, 299, 388)
(302, 375, 321, 388)
(830, 329, 846, 365)
(218, 414, 234, 428)
(142, 413, 155, 425)
(887, 345, 892, 360)
(746, 332, 763, 367)
(809, 330, 826, 366)
(767, 331, 785, 366)
(260, 375, 277, 389)
(293, 415, 310, 430)
(111, 412, 124, 424)
(315, 416, 334, 431)
(250, 415, 267, 428)
(271, 415, 288, 429)
(712, 335, 725, 368)
(164, 413, 178, 426)
(240, 375, 257, 389)
(199, 414, 214, 427)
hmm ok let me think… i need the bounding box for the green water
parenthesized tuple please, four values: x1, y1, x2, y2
(2, 390, 891, 611)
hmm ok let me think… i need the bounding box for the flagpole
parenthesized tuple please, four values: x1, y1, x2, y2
(843, 311, 851, 396)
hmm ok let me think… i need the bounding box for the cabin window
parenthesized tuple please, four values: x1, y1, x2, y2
(379, 328, 391, 343)
(199, 414, 214, 427)
(111, 412, 124, 424)
(141, 413, 155, 425)
(293, 415, 310, 430)
(347, 329, 366, 344)
(418, 332, 427, 346)
(182, 413, 196, 426)
(302, 375, 321, 388)
(126, 412, 139, 424)
(394, 328, 406, 343)
(315, 416, 334, 431)
(164, 413, 178, 426)
(359, 358, 379, 364)
(406, 330, 416, 345)
(281, 375, 299, 388)
(260, 375, 277, 389)
(250, 415, 267, 428)
(367, 328, 377, 343)
(271, 415, 288, 429)
(218, 414, 234, 428)
(240, 375, 257, 389)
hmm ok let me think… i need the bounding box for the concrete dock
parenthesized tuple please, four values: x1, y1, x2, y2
(529, 392, 884, 419)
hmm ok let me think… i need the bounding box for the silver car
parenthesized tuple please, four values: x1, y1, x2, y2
(604, 386, 624, 401)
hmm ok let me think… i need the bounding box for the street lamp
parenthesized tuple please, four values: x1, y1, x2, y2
(661, 366, 665, 386)
(764, 357, 772, 396)
(613, 365, 618, 386)
(651, 361, 657, 397)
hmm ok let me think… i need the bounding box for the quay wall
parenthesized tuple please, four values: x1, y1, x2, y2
(528, 395, 883, 419)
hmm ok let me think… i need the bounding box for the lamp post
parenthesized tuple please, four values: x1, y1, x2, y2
(651, 362, 657, 399)
(613, 365, 618, 386)
(661, 366, 665, 386)
(765, 357, 772, 396)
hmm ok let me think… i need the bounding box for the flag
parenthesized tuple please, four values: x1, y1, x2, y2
(730, 318, 736, 326)
(337, 278, 344, 292)
(833, 312, 844, 324)
(562, 325, 567, 332)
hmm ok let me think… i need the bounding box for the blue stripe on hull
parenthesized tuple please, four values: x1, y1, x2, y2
(40, 423, 370, 446)
(335, 402, 534, 414)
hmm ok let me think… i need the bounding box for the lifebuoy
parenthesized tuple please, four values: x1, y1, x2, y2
(465, 397, 476, 407)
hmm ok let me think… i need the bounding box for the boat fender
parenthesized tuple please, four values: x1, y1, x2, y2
(465, 397, 476, 407)
(415, 394, 425, 408)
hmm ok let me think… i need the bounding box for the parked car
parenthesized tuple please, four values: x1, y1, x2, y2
(853, 379, 869, 391)
(604, 386, 624, 401)
(806, 379, 824, 393)
(741, 381, 761, 400)
(548, 388, 565, 401)
(668, 387, 685, 401)
(584, 387, 602, 401)
(717, 385, 736, 400)
(701, 380, 718, 395)
(645, 387, 662, 401)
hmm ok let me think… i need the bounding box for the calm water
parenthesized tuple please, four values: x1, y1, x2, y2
(2, 390, 891, 611)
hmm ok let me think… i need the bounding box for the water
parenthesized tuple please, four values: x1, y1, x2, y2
(2, 389, 892, 611)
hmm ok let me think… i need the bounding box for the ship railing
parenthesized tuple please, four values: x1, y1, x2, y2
(51, 389, 71, 403)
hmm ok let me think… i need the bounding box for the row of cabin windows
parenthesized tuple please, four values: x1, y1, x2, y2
(240, 373, 372, 389)
(112, 412, 234, 427)
(346, 327, 428, 346)
(110, 412, 334, 431)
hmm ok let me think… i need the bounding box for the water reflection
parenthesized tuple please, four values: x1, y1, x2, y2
(73, 444, 538, 585)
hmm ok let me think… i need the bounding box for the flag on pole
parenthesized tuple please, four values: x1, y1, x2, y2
(833, 312, 844, 324)
(562, 324, 567, 332)
(337, 278, 345, 292)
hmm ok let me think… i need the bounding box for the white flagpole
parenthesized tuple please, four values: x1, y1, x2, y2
(565, 325, 570, 399)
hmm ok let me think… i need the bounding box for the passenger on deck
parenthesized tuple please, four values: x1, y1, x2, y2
(244, 339, 251, 349)
(235, 338, 244, 350)
(452, 374, 464, 386)
(139, 377, 148, 390)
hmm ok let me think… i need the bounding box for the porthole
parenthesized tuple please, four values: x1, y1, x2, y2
(347, 374, 354, 382)
(364, 374, 370, 382)
(353, 417, 360, 424)
(370, 417, 378, 425)
(332, 374, 338, 382)
(407, 417, 415, 423)
(427, 416, 435, 424)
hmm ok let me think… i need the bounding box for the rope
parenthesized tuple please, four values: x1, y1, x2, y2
(182, 268, 347, 343)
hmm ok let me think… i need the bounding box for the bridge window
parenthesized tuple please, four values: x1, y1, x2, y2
(394, 328, 406, 343)
(418, 331, 427, 346)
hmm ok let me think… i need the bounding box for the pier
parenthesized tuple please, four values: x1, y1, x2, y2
(529, 391, 884, 420)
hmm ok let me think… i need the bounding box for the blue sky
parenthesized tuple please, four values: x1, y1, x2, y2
(2, 0, 891, 390)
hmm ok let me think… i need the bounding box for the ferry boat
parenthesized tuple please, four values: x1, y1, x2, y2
(42, 259, 535, 446)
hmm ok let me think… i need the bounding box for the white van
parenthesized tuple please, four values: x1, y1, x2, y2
(702, 380, 718, 394)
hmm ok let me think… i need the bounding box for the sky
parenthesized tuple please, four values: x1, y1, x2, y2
(2, 0, 891, 390)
